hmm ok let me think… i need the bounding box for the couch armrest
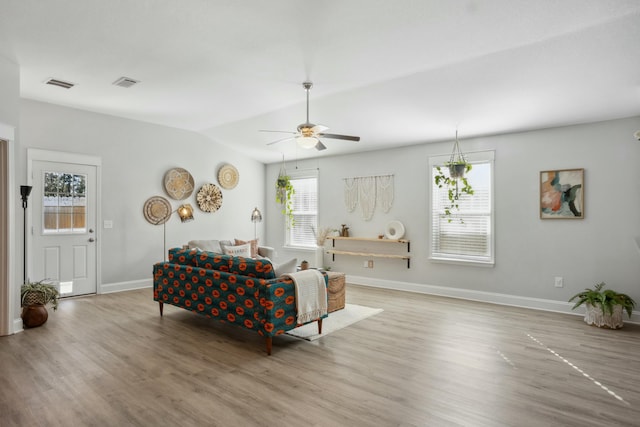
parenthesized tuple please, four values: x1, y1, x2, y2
(258, 246, 274, 259)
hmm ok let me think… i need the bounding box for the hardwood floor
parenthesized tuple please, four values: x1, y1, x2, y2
(1, 284, 639, 426)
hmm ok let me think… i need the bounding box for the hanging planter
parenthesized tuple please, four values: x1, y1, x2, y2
(434, 131, 474, 222)
(447, 130, 471, 178)
(275, 161, 295, 227)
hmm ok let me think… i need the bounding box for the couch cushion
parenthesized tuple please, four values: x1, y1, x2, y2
(273, 258, 298, 277)
(193, 252, 276, 279)
(188, 239, 223, 253)
(168, 247, 200, 265)
(194, 251, 231, 272)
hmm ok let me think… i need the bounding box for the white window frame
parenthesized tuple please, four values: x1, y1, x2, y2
(284, 172, 318, 249)
(428, 150, 495, 266)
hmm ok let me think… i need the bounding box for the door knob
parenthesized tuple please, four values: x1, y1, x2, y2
(89, 228, 94, 233)
(89, 237, 95, 242)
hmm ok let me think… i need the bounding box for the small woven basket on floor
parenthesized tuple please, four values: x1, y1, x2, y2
(22, 290, 46, 306)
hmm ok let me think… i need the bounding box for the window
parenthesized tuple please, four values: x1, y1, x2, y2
(285, 175, 318, 248)
(43, 171, 87, 234)
(429, 151, 494, 265)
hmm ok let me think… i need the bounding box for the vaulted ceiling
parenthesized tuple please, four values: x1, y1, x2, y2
(1, 0, 639, 163)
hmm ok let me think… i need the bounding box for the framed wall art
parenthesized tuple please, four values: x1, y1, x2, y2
(540, 168, 584, 219)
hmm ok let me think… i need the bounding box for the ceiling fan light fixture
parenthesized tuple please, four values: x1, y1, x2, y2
(297, 136, 318, 149)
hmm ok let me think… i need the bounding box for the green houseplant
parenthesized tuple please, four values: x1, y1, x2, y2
(20, 279, 60, 328)
(434, 164, 474, 221)
(275, 174, 295, 227)
(569, 282, 636, 329)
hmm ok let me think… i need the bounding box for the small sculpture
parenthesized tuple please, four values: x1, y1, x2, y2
(340, 224, 350, 237)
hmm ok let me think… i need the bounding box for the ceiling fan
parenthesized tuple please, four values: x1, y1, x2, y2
(261, 81, 360, 151)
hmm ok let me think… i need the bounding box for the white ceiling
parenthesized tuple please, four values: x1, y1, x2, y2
(1, 0, 639, 163)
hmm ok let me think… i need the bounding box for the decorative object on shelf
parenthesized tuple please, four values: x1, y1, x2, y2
(540, 168, 584, 219)
(275, 161, 295, 227)
(163, 167, 194, 200)
(196, 183, 223, 212)
(300, 260, 309, 270)
(250, 207, 262, 240)
(21, 279, 60, 328)
(143, 196, 172, 225)
(569, 282, 635, 329)
(434, 135, 474, 222)
(343, 174, 394, 220)
(340, 224, 350, 237)
(218, 163, 239, 190)
(20, 185, 32, 285)
(312, 226, 336, 269)
(385, 220, 405, 240)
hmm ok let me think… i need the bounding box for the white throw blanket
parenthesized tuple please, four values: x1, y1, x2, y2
(282, 270, 327, 325)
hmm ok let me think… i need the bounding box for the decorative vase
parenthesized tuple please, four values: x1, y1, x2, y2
(21, 304, 48, 328)
(584, 303, 624, 329)
(300, 260, 309, 270)
(315, 246, 324, 269)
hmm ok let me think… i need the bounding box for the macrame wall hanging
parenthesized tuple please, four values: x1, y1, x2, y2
(343, 174, 394, 221)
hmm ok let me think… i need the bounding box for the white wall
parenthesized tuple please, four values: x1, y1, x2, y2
(266, 116, 640, 315)
(18, 99, 266, 291)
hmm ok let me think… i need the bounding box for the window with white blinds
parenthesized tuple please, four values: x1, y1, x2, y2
(285, 175, 318, 248)
(429, 151, 494, 265)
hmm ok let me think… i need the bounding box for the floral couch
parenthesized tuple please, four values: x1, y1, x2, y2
(152, 248, 327, 355)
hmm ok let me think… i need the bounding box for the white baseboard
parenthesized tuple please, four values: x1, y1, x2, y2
(12, 318, 23, 334)
(100, 278, 152, 294)
(347, 275, 640, 324)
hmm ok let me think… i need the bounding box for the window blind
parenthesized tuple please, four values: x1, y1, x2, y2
(286, 176, 318, 248)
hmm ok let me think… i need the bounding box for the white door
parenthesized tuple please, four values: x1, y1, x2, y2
(31, 161, 97, 297)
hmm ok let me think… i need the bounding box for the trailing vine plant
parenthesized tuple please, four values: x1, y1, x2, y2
(276, 173, 295, 228)
(434, 163, 474, 222)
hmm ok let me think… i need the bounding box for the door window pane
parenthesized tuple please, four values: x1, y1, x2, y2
(43, 172, 87, 233)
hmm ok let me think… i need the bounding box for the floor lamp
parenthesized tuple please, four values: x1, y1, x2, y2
(20, 185, 32, 285)
(250, 207, 262, 240)
(156, 204, 194, 260)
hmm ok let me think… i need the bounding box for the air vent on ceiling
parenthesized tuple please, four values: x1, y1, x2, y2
(45, 78, 75, 89)
(113, 76, 140, 88)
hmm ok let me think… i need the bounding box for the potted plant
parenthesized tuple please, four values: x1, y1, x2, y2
(434, 165, 474, 222)
(20, 279, 60, 328)
(569, 282, 636, 329)
(275, 174, 295, 227)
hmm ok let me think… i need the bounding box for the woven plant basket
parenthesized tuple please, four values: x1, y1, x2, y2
(584, 303, 624, 329)
(22, 290, 46, 306)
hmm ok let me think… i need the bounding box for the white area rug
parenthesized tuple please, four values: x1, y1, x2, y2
(286, 304, 383, 341)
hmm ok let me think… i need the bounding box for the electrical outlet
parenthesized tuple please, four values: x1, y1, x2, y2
(368, 260, 374, 268)
(554, 276, 563, 288)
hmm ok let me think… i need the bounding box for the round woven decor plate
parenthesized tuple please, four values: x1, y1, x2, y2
(163, 167, 195, 200)
(218, 164, 239, 189)
(196, 183, 223, 212)
(143, 196, 171, 224)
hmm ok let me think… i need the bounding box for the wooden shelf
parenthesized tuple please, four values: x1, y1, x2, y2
(327, 236, 411, 268)
(327, 236, 409, 244)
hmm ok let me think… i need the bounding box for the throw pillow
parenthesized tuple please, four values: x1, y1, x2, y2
(235, 238, 259, 258)
(273, 258, 298, 277)
(188, 239, 222, 253)
(223, 243, 251, 258)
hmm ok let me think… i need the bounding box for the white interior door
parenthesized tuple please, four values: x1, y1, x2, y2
(31, 160, 97, 297)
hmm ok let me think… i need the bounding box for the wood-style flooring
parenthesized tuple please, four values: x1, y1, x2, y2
(1, 284, 640, 426)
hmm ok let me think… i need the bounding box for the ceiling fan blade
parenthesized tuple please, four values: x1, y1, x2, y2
(311, 124, 329, 133)
(317, 133, 360, 142)
(266, 136, 297, 146)
(259, 129, 297, 134)
(315, 140, 327, 151)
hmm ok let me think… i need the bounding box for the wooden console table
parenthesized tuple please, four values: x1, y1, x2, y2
(326, 236, 411, 268)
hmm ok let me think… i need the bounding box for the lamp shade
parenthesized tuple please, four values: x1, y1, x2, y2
(297, 136, 318, 149)
(251, 207, 262, 223)
(177, 204, 194, 222)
